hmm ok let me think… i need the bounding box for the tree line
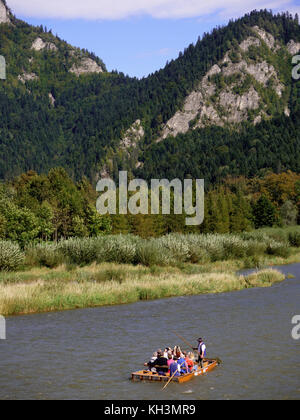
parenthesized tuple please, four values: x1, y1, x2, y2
(0, 168, 299, 246)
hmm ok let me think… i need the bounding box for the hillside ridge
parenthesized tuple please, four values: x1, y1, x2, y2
(0, 7, 300, 184)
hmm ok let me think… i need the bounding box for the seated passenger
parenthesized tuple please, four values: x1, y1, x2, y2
(164, 348, 170, 358)
(152, 351, 168, 376)
(167, 352, 173, 373)
(144, 352, 158, 372)
(173, 345, 182, 358)
(185, 352, 195, 373)
(169, 357, 180, 377)
(178, 353, 189, 375)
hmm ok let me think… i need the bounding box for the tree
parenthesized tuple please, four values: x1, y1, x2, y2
(280, 200, 298, 226)
(38, 202, 54, 241)
(252, 195, 277, 228)
(0, 200, 40, 246)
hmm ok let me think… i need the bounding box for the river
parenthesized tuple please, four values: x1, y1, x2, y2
(0, 263, 299, 400)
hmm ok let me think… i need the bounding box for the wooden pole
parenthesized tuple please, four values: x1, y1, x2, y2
(172, 331, 196, 351)
(162, 362, 185, 391)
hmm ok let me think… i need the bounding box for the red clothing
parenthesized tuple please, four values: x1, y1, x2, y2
(186, 358, 194, 372)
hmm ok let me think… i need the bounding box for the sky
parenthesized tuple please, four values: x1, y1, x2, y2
(7, 0, 300, 78)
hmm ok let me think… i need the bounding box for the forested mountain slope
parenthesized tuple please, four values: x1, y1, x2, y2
(0, 1, 300, 184)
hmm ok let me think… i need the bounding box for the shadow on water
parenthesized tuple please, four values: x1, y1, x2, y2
(0, 263, 300, 400)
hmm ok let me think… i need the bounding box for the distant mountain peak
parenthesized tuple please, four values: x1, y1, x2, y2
(0, 0, 11, 24)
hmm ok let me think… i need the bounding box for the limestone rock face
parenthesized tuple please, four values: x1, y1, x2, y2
(31, 37, 58, 52)
(18, 72, 39, 84)
(218, 87, 260, 124)
(69, 58, 103, 76)
(0, 1, 11, 24)
(158, 26, 288, 141)
(287, 40, 300, 55)
(120, 120, 145, 150)
(239, 36, 261, 51)
(246, 61, 284, 96)
(252, 26, 276, 50)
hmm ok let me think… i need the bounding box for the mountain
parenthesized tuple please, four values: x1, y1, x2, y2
(0, 3, 300, 185)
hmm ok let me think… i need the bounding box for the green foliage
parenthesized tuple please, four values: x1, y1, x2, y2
(0, 10, 300, 244)
(0, 199, 40, 246)
(266, 240, 291, 258)
(21, 229, 296, 270)
(253, 195, 278, 228)
(1, 10, 300, 181)
(59, 238, 100, 266)
(0, 168, 299, 244)
(136, 114, 300, 186)
(25, 243, 64, 268)
(280, 200, 298, 226)
(0, 241, 25, 271)
(288, 232, 300, 247)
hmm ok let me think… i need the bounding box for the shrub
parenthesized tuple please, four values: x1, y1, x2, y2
(98, 235, 138, 264)
(135, 240, 174, 266)
(0, 241, 25, 271)
(222, 236, 247, 259)
(288, 232, 300, 247)
(266, 240, 290, 258)
(244, 240, 267, 256)
(158, 234, 190, 263)
(26, 243, 64, 268)
(59, 238, 99, 266)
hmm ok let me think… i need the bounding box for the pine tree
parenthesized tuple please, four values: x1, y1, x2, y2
(253, 195, 277, 228)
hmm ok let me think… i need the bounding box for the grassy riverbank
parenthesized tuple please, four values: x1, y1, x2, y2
(0, 227, 299, 316)
(0, 263, 288, 316)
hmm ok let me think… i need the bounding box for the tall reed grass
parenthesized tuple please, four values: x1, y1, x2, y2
(1, 228, 296, 272)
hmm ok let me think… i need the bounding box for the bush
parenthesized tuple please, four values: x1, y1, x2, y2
(266, 240, 290, 258)
(222, 236, 247, 259)
(135, 240, 174, 266)
(59, 238, 100, 266)
(98, 235, 138, 264)
(26, 243, 64, 268)
(288, 232, 300, 247)
(0, 241, 25, 271)
(158, 234, 191, 263)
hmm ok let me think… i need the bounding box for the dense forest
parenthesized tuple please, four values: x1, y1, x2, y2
(0, 8, 300, 183)
(0, 168, 299, 245)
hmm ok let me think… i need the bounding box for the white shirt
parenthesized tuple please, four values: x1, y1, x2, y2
(198, 343, 206, 354)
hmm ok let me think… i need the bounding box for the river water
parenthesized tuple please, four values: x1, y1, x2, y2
(0, 263, 299, 400)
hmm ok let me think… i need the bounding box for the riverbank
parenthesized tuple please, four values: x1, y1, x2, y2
(1, 227, 300, 316)
(1, 251, 299, 316)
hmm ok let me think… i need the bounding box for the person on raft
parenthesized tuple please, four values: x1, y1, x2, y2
(169, 357, 181, 377)
(193, 338, 207, 368)
(148, 351, 169, 376)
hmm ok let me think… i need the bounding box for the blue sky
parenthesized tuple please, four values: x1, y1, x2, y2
(8, 0, 300, 78)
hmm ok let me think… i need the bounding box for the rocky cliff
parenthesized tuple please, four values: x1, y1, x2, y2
(0, 0, 11, 24)
(159, 26, 291, 142)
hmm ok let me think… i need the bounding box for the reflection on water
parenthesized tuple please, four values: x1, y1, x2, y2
(0, 264, 300, 400)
